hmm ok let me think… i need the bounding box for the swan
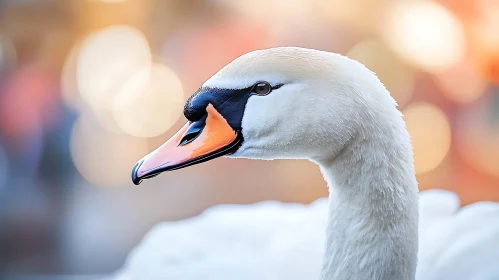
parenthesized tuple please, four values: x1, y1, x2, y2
(116, 47, 499, 280)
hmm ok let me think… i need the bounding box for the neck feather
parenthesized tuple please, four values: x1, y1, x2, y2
(317, 117, 419, 280)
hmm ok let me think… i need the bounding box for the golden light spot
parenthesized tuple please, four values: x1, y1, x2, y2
(111, 63, 184, 138)
(63, 44, 125, 133)
(347, 40, 415, 107)
(381, 1, 465, 73)
(435, 60, 487, 104)
(76, 25, 151, 110)
(404, 103, 451, 174)
(70, 114, 149, 187)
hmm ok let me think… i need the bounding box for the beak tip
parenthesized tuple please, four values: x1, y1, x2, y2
(131, 160, 144, 185)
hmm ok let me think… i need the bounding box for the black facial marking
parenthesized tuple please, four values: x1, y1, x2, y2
(183, 83, 283, 131)
(183, 87, 250, 129)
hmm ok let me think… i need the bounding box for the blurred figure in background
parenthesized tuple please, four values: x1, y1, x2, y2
(0, 0, 498, 278)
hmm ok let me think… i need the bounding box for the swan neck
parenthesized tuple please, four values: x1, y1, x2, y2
(318, 129, 419, 280)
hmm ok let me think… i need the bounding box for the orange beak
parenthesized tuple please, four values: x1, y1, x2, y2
(131, 104, 242, 185)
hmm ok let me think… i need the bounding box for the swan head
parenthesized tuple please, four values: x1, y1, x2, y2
(132, 47, 399, 185)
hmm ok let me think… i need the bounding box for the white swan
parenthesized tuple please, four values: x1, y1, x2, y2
(116, 47, 499, 280)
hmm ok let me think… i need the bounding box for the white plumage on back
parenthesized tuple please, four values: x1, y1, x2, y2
(115, 199, 327, 280)
(114, 190, 499, 280)
(417, 190, 499, 280)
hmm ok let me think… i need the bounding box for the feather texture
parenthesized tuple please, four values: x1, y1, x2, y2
(113, 190, 499, 280)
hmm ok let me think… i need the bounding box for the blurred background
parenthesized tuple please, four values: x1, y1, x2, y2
(0, 0, 498, 277)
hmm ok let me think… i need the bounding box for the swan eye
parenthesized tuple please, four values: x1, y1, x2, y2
(252, 82, 272, 96)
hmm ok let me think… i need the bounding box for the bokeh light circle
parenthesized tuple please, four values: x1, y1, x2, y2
(404, 103, 451, 174)
(64, 42, 126, 134)
(347, 40, 415, 107)
(76, 25, 151, 110)
(434, 60, 488, 104)
(382, 1, 465, 73)
(70, 114, 149, 187)
(111, 63, 184, 138)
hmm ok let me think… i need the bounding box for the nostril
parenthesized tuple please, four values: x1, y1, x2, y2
(179, 128, 202, 146)
(179, 115, 207, 146)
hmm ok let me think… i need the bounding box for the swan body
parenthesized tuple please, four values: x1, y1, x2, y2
(114, 190, 499, 280)
(121, 47, 499, 280)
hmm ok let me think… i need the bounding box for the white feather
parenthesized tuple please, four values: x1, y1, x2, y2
(113, 191, 499, 280)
